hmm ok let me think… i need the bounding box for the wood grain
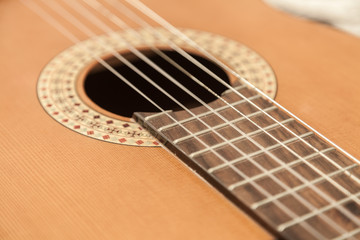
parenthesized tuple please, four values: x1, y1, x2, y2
(1, 0, 360, 239)
(134, 83, 360, 240)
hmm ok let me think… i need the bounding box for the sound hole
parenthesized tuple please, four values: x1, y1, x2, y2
(84, 49, 230, 118)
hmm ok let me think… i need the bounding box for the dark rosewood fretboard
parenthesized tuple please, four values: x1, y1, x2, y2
(134, 83, 360, 240)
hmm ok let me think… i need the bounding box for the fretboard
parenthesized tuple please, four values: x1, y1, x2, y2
(134, 84, 360, 240)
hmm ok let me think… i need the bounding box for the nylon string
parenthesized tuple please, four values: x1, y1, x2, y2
(54, 0, 360, 234)
(38, 1, 335, 237)
(73, 0, 360, 235)
(75, 0, 360, 233)
(21, 0, 360, 238)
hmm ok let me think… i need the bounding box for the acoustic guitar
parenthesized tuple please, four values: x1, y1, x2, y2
(1, 0, 360, 239)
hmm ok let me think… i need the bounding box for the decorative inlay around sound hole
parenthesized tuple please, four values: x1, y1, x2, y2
(37, 28, 277, 146)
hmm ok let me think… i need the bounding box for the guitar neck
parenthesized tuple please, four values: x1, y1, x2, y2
(134, 83, 360, 240)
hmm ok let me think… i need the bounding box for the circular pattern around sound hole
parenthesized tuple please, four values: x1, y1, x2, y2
(37, 28, 277, 147)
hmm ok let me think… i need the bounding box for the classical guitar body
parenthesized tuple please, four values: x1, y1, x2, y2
(1, 0, 360, 239)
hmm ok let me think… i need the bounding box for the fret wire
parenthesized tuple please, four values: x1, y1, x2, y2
(77, 2, 355, 235)
(208, 126, 305, 174)
(277, 191, 360, 232)
(20, 2, 326, 238)
(29, 0, 360, 236)
(202, 129, 350, 238)
(94, 1, 360, 233)
(153, 25, 360, 238)
(67, 0, 360, 238)
(173, 106, 278, 145)
(152, 125, 329, 239)
(82, 3, 337, 236)
(34, 2, 325, 238)
(202, 128, 358, 237)
(134, 20, 360, 238)
(74, 0, 268, 171)
(158, 95, 261, 132)
(126, 0, 360, 169)
(229, 147, 336, 191)
(144, 110, 172, 121)
(333, 228, 360, 240)
(184, 121, 350, 239)
(123, 0, 360, 217)
(197, 116, 360, 237)
(191, 130, 311, 160)
(25, 5, 318, 236)
(252, 163, 359, 209)
(182, 92, 360, 236)
(54, 4, 322, 235)
(161, 31, 360, 208)
(98, 2, 360, 231)
(237, 136, 360, 234)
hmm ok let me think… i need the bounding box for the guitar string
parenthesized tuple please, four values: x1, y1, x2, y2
(59, 1, 360, 238)
(78, 0, 360, 218)
(56, 0, 360, 234)
(74, 0, 360, 232)
(94, 0, 360, 185)
(32, 0, 360, 236)
(82, 0, 360, 189)
(106, 0, 360, 234)
(123, 0, 360, 186)
(123, 0, 360, 219)
(23, 0, 358, 236)
(108, 0, 360, 214)
(14, 2, 320, 240)
(22, 1, 329, 239)
(40, 1, 339, 237)
(125, 0, 360, 168)
(98, 0, 356, 230)
(78, 0, 360, 233)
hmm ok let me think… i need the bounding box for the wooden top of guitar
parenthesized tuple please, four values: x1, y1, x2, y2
(1, 0, 360, 239)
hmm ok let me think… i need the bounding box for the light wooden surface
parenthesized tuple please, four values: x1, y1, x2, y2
(1, 0, 360, 239)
